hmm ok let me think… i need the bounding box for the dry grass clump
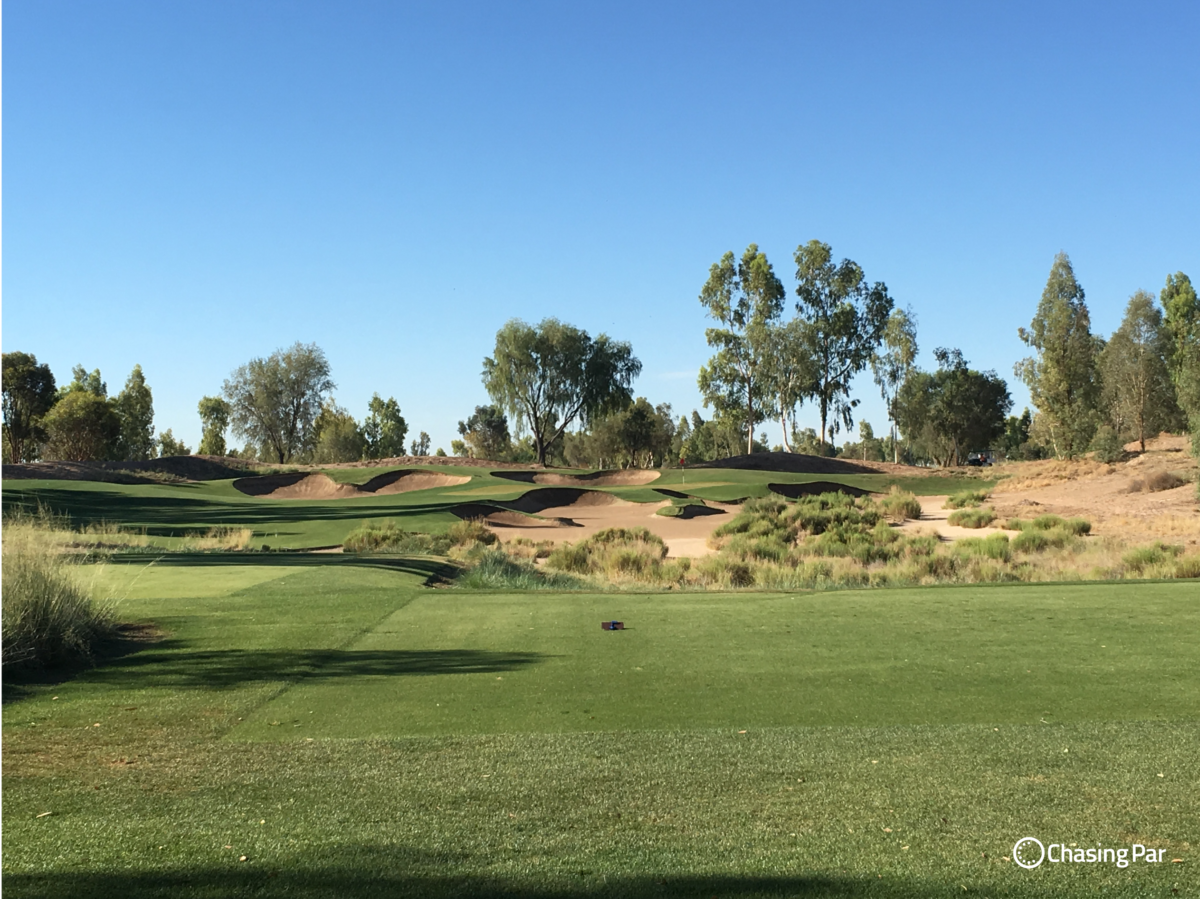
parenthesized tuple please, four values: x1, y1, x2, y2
(879, 487, 923, 522)
(178, 527, 254, 551)
(1128, 471, 1189, 494)
(947, 508, 997, 528)
(546, 527, 693, 583)
(2, 528, 116, 670)
(993, 458, 1114, 493)
(945, 490, 990, 509)
(503, 537, 556, 561)
(343, 518, 497, 554)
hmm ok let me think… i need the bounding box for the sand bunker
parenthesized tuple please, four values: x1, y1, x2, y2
(234, 469, 470, 500)
(768, 481, 872, 499)
(494, 469, 661, 487)
(449, 504, 572, 529)
(502, 488, 630, 515)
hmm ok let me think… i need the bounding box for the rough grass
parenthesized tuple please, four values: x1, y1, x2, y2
(1, 528, 116, 670)
(878, 486, 922, 521)
(946, 508, 997, 528)
(454, 547, 582, 590)
(343, 518, 497, 555)
(944, 489, 990, 509)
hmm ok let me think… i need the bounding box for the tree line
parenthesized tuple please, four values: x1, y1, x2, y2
(4, 248, 1197, 469)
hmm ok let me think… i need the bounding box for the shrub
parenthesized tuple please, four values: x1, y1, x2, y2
(2, 531, 115, 670)
(1003, 518, 1027, 531)
(945, 490, 990, 510)
(545, 528, 668, 581)
(343, 523, 452, 554)
(1123, 542, 1183, 574)
(947, 508, 997, 528)
(1031, 514, 1066, 530)
(455, 548, 582, 590)
(1174, 555, 1200, 579)
(902, 535, 939, 557)
(1011, 529, 1048, 553)
(953, 533, 1011, 562)
(879, 487, 922, 521)
(447, 518, 499, 547)
(1063, 518, 1092, 536)
(1145, 471, 1186, 493)
(1090, 424, 1125, 463)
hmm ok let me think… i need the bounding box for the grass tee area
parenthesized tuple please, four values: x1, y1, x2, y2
(3, 554, 1197, 898)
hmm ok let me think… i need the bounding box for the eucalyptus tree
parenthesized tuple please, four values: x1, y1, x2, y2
(1100, 290, 1181, 452)
(483, 318, 640, 467)
(697, 244, 786, 454)
(197, 396, 232, 456)
(1160, 272, 1200, 431)
(114, 365, 156, 460)
(362, 394, 409, 460)
(871, 307, 919, 462)
(793, 240, 893, 446)
(1016, 253, 1101, 459)
(1, 352, 57, 463)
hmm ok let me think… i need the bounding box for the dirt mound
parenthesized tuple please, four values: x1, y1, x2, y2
(3, 455, 259, 484)
(768, 481, 873, 499)
(1123, 432, 1190, 453)
(448, 503, 572, 528)
(234, 472, 362, 500)
(699, 452, 911, 475)
(494, 469, 661, 486)
(360, 470, 471, 494)
(504, 488, 628, 515)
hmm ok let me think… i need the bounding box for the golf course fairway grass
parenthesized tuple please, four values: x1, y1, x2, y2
(3, 557, 1196, 897)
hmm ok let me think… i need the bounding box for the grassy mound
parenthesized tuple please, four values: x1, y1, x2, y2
(947, 508, 997, 528)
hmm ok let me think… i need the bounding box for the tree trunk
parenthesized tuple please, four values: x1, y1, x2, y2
(892, 423, 898, 464)
(780, 411, 792, 453)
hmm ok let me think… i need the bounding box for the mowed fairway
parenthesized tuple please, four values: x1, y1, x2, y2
(4, 557, 1198, 898)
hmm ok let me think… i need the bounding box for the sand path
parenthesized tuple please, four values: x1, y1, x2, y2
(893, 496, 1008, 542)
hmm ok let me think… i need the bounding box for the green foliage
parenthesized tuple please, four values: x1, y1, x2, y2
(311, 401, 365, 463)
(197, 396, 231, 456)
(41, 390, 121, 461)
(870, 306, 919, 462)
(1001, 407, 1046, 461)
(2, 351, 58, 463)
(697, 244, 787, 455)
(1161, 271, 1200, 417)
(1099, 290, 1182, 450)
(894, 348, 1011, 466)
(1016, 253, 1102, 458)
(1, 529, 115, 670)
(222, 342, 334, 463)
(793, 240, 893, 445)
(680, 409, 748, 462)
(483, 318, 641, 466)
(945, 490, 990, 509)
(1123, 542, 1183, 574)
(156, 429, 191, 457)
(947, 508, 996, 528)
(1089, 424, 1125, 463)
(952, 533, 1011, 562)
(410, 431, 431, 456)
(344, 518, 498, 555)
(878, 487, 922, 521)
(362, 394, 409, 460)
(546, 527, 669, 580)
(447, 518, 499, 547)
(113, 365, 156, 461)
(456, 546, 583, 590)
(566, 397, 676, 469)
(456, 404, 511, 460)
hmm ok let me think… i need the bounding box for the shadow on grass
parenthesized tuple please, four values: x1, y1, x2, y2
(2, 868, 975, 899)
(12, 646, 548, 691)
(103, 552, 458, 581)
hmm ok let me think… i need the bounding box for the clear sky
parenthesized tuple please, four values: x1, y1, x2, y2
(5, 1, 1198, 453)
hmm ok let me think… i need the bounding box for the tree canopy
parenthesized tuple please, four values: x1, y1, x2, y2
(697, 245, 786, 455)
(1099, 290, 1181, 451)
(362, 394, 408, 460)
(2, 352, 58, 463)
(114, 365, 156, 461)
(793, 240, 893, 446)
(41, 390, 121, 462)
(197, 396, 231, 456)
(482, 318, 641, 467)
(871, 307, 919, 463)
(1016, 253, 1101, 459)
(457, 405, 511, 460)
(222, 342, 334, 463)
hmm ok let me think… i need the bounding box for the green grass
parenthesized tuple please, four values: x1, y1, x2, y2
(3, 556, 1197, 897)
(3, 466, 994, 550)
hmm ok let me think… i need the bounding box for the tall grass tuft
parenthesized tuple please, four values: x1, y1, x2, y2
(879, 487, 922, 522)
(455, 547, 583, 590)
(947, 508, 997, 528)
(2, 530, 115, 670)
(945, 490, 990, 510)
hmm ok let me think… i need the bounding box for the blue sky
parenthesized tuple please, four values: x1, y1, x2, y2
(5, 1, 1198, 453)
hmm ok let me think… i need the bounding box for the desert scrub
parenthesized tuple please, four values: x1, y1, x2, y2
(1122, 542, 1184, 575)
(178, 526, 254, 551)
(947, 508, 997, 528)
(952, 533, 1011, 562)
(503, 537, 555, 561)
(455, 547, 582, 590)
(546, 527, 669, 580)
(879, 487, 922, 521)
(2, 529, 115, 670)
(945, 490, 990, 510)
(343, 518, 496, 554)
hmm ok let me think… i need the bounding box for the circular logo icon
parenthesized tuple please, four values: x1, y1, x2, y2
(1013, 837, 1046, 869)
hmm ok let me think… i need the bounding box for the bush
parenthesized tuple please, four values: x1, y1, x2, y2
(947, 508, 996, 528)
(2, 531, 115, 670)
(1063, 517, 1092, 536)
(447, 518, 499, 547)
(545, 528, 668, 581)
(953, 533, 1011, 562)
(455, 548, 582, 590)
(1011, 529, 1048, 554)
(343, 518, 497, 554)
(1145, 471, 1187, 493)
(1174, 555, 1200, 579)
(945, 490, 990, 510)
(1123, 542, 1183, 574)
(1090, 424, 1125, 463)
(1031, 514, 1065, 530)
(879, 487, 922, 521)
